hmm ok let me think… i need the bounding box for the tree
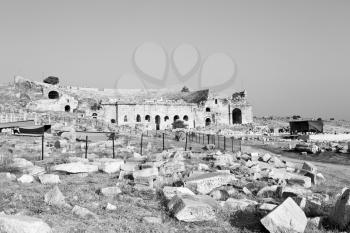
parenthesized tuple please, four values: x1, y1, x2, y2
(181, 86, 190, 92)
(43, 76, 59, 85)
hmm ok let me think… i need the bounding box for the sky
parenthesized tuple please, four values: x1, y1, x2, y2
(1, 0, 350, 119)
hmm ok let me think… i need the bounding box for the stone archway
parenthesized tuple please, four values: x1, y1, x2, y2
(173, 115, 179, 122)
(64, 105, 71, 112)
(48, 91, 59, 99)
(136, 114, 141, 122)
(155, 115, 161, 130)
(232, 108, 242, 124)
(205, 118, 211, 126)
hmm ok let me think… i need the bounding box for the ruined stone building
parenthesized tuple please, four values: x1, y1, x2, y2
(14, 76, 253, 129)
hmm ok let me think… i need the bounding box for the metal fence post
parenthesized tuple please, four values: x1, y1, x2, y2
(202, 134, 204, 144)
(112, 134, 115, 158)
(140, 133, 143, 156)
(185, 132, 188, 151)
(162, 133, 165, 150)
(41, 134, 44, 160)
(85, 135, 88, 159)
(231, 137, 234, 152)
(207, 134, 210, 144)
(217, 135, 219, 149)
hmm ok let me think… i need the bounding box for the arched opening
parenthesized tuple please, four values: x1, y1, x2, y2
(124, 115, 128, 122)
(164, 116, 169, 122)
(155, 115, 161, 130)
(215, 99, 218, 104)
(205, 118, 211, 126)
(145, 115, 150, 122)
(136, 114, 141, 122)
(173, 115, 179, 122)
(183, 115, 189, 121)
(92, 113, 97, 119)
(111, 119, 116, 123)
(64, 105, 71, 112)
(232, 108, 242, 124)
(206, 107, 211, 112)
(48, 91, 59, 99)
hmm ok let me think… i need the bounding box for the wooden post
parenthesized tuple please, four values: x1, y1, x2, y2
(162, 133, 165, 150)
(202, 134, 205, 144)
(240, 140, 242, 152)
(85, 136, 88, 159)
(213, 135, 215, 146)
(207, 134, 210, 144)
(185, 133, 188, 151)
(41, 134, 44, 160)
(140, 133, 143, 156)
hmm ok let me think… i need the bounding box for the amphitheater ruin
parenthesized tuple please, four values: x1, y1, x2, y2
(14, 76, 253, 129)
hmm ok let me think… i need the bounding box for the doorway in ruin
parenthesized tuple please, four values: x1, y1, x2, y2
(136, 114, 141, 122)
(173, 115, 179, 122)
(232, 108, 242, 124)
(48, 91, 59, 99)
(205, 118, 211, 126)
(64, 105, 71, 112)
(155, 115, 161, 130)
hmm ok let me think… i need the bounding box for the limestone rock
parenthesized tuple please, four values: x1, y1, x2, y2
(261, 153, 271, 162)
(260, 197, 307, 233)
(72, 205, 97, 219)
(143, 216, 162, 224)
(39, 174, 60, 184)
(94, 158, 124, 174)
(133, 167, 158, 182)
(259, 203, 277, 212)
(185, 172, 237, 194)
(168, 195, 217, 222)
(0, 214, 52, 233)
(209, 189, 229, 201)
(52, 162, 98, 174)
(44, 186, 69, 208)
(162, 186, 195, 200)
(105, 203, 117, 211)
(301, 162, 317, 174)
(329, 188, 350, 229)
(10, 158, 33, 170)
(99, 187, 122, 197)
(223, 198, 258, 212)
(17, 174, 34, 184)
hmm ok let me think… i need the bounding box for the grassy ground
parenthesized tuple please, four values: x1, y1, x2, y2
(1, 133, 349, 232)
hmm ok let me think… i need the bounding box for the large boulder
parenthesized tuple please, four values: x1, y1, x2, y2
(133, 167, 158, 183)
(329, 188, 350, 229)
(0, 214, 52, 233)
(39, 174, 60, 184)
(168, 195, 218, 222)
(93, 158, 124, 174)
(44, 186, 69, 208)
(260, 197, 307, 233)
(52, 162, 98, 174)
(185, 172, 237, 194)
(222, 198, 258, 212)
(17, 174, 34, 184)
(162, 186, 195, 201)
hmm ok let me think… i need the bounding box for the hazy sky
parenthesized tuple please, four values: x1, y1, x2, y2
(1, 0, 350, 119)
